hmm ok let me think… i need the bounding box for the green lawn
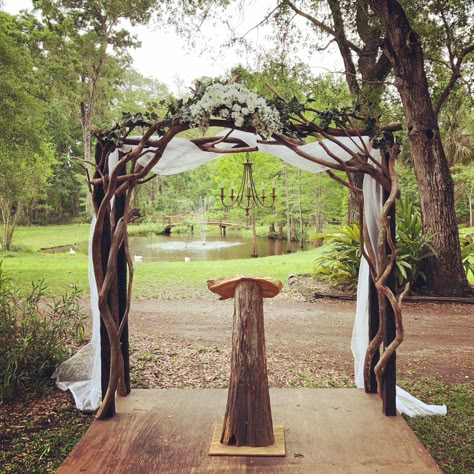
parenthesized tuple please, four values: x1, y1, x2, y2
(133, 248, 322, 298)
(2, 252, 89, 295)
(400, 379, 474, 473)
(459, 226, 474, 236)
(3, 222, 473, 296)
(2, 247, 323, 297)
(3, 224, 323, 297)
(12, 224, 91, 251)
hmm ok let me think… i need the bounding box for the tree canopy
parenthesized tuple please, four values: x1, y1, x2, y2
(0, 12, 56, 249)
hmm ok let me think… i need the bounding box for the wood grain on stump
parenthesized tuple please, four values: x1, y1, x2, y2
(208, 275, 282, 447)
(222, 279, 274, 447)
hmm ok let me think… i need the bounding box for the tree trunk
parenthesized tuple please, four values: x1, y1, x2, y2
(289, 216, 297, 242)
(268, 222, 276, 239)
(314, 176, 323, 247)
(0, 200, 22, 251)
(277, 222, 284, 240)
(469, 182, 473, 227)
(327, 0, 360, 97)
(294, 1, 392, 225)
(81, 100, 93, 216)
(347, 172, 364, 224)
(284, 165, 292, 253)
(221, 280, 274, 447)
(368, 0, 470, 296)
(298, 170, 304, 249)
(251, 212, 258, 258)
(80, 33, 108, 217)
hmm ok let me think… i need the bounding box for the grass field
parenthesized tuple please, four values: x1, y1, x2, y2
(400, 379, 474, 473)
(2, 248, 325, 297)
(11, 224, 91, 251)
(3, 224, 323, 297)
(3, 223, 473, 296)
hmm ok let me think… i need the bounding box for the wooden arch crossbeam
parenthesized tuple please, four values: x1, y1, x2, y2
(89, 116, 404, 420)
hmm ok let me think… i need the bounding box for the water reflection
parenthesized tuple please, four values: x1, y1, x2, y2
(128, 235, 307, 262)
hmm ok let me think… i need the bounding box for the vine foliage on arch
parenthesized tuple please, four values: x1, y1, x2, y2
(84, 81, 404, 419)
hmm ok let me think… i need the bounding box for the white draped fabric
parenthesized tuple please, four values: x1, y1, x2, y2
(118, 130, 371, 176)
(351, 170, 446, 416)
(53, 130, 446, 416)
(52, 214, 101, 411)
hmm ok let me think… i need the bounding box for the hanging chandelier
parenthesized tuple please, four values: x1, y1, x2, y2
(220, 154, 276, 216)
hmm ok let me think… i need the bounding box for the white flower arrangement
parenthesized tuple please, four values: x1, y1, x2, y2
(179, 83, 281, 138)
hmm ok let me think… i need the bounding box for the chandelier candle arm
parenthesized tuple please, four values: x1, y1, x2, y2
(221, 154, 276, 217)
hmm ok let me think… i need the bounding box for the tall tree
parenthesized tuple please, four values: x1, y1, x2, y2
(283, 1, 393, 222)
(282, 1, 392, 115)
(108, 69, 171, 120)
(367, 0, 471, 295)
(11, 11, 86, 222)
(33, 0, 158, 178)
(0, 12, 56, 248)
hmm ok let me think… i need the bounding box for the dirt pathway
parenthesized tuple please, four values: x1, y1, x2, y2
(127, 296, 473, 389)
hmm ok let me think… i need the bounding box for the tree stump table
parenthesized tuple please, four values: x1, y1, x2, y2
(207, 274, 284, 455)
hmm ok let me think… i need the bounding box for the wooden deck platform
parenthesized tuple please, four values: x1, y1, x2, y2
(58, 388, 440, 473)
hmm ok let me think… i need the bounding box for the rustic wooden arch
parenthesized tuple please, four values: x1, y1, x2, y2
(89, 113, 404, 420)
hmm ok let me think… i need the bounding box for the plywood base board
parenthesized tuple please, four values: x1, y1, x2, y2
(209, 425, 285, 457)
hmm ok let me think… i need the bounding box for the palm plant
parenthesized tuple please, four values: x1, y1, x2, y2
(312, 197, 436, 290)
(395, 197, 436, 287)
(312, 224, 361, 288)
(460, 235, 474, 279)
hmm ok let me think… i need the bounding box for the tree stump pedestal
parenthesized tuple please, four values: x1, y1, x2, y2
(207, 274, 285, 456)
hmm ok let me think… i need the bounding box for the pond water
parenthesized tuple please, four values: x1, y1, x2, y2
(128, 234, 308, 262)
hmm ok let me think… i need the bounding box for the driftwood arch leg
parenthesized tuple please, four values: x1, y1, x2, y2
(221, 280, 274, 447)
(382, 194, 397, 416)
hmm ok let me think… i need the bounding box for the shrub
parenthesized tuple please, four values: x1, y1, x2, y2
(0, 264, 86, 402)
(312, 224, 361, 288)
(312, 198, 436, 290)
(395, 197, 436, 287)
(460, 235, 474, 279)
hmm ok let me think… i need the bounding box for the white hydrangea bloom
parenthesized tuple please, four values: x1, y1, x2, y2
(179, 83, 281, 138)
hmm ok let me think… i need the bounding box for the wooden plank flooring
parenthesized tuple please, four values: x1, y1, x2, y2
(58, 388, 440, 473)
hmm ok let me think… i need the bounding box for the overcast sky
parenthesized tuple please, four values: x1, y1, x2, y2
(2, 0, 341, 94)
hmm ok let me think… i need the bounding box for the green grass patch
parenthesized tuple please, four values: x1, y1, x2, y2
(4, 224, 323, 297)
(6, 223, 472, 295)
(1, 247, 323, 297)
(459, 226, 474, 236)
(130, 247, 323, 298)
(399, 378, 474, 473)
(2, 252, 89, 296)
(11, 224, 90, 251)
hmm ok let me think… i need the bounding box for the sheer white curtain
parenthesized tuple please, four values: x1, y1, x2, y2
(53, 131, 446, 416)
(51, 214, 101, 411)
